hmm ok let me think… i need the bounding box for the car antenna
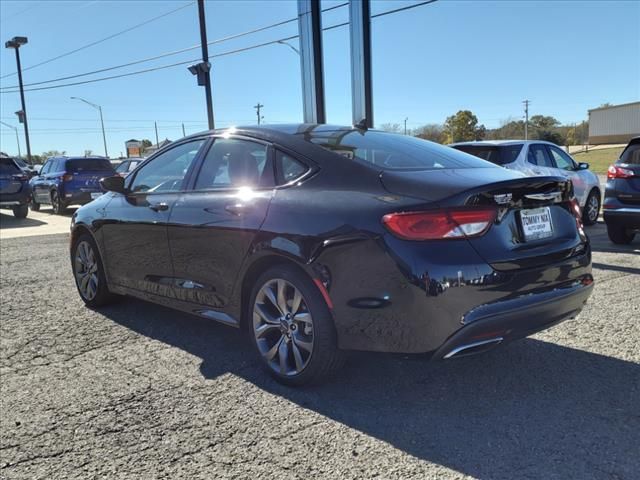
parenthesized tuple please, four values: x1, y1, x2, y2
(354, 118, 368, 131)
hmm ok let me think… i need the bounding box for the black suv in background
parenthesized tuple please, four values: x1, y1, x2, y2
(0, 154, 31, 218)
(603, 137, 640, 244)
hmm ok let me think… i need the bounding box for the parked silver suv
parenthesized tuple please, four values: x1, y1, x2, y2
(451, 140, 601, 225)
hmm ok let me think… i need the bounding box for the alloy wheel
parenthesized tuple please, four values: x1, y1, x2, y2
(587, 194, 599, 223)
(74, 241, 99, 301)
(253, 279, 314, 376)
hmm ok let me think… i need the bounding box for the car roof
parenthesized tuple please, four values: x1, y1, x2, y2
(450, 140, 553, 147)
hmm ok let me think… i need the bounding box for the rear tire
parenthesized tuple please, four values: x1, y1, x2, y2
(248, 265, 344, 386)
(51, 190, 65, 215)
(12, 204, 28, 219)
(71, 233, 116, 307)
(606, 223, 635, 244)
(582, 189, 600, 226)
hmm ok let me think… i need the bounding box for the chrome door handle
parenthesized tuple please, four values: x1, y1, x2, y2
(149, 202, 169, 212)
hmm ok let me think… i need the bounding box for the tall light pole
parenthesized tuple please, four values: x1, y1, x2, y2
(254, 102, 264, 125)
(0, 121, 21, 158)
(404, 117, 408, 135)
(5, 36, 32, 163)
(71, 96, 108, 157)
(523, 99, 530, 140)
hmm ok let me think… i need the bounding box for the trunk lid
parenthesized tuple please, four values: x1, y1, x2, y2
(380, 168, 584, 270)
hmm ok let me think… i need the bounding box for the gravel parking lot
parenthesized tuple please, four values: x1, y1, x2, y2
(1, 216, 638, 479)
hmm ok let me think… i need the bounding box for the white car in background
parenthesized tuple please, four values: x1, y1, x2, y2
(450, 140, 601, 225)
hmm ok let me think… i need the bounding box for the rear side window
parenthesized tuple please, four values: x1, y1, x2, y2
(527, 145, 554, 168)
(301, 129, 494, 170)
(194, 138, 272, 190)
(452, 144, 523, 165)
(0, 158, 20, 174)
(67, 159, 114, 172)
(276, 150, 308, 184)
(619, 143, 640, 165)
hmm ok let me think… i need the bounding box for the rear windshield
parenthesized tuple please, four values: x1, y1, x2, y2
(451, 144, 523, 165)
(66, 159, 114, 172)
(619, 143, 640, 165)
(300, 129, 495, 170)
(0, 158, 20, 174)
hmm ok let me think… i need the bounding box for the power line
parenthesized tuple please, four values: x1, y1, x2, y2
(0, 1, 196, 80)
(0, 2, 349, 90)
(0, 1, 437, 94)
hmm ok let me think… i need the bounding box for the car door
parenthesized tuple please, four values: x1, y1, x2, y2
(101, 138, 207, 295)
(167, 136, 275, 310)
(525, 143, 556, 176)
(546, 145, 588, 204)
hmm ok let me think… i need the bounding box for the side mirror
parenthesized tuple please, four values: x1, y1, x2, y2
(100, 175, 126, 193)
(578, 162, 590, 170)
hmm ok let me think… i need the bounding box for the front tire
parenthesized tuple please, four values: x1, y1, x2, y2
(30, 198, 40, 211)
(248, 265, 344, 386)
(606, 223, 635, 245)
(71, 234, 116, 307)
(51, 190, 65, 215)
(582, 189, 600, 226)
(12, 204, 28, 218)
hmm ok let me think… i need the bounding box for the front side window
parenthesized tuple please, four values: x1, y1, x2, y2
(548, 146, 576, 171)
(527, 145, 554, 168)
(41, 159, 53, 175)
(194, 138, 271, 190)
(129, 139, 205, 193)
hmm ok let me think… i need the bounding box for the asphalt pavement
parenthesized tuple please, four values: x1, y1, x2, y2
(0, 221, 638, 479)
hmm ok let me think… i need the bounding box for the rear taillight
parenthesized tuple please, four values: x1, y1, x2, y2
(62, 173, 74, 182)
(607, 165, 635, 179)
(11, 174, 28, 181)
(569, 198, 584, 232)
(382, 207, 497, 240)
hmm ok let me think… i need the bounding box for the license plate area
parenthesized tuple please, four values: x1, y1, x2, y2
(520, 207, 553, 241)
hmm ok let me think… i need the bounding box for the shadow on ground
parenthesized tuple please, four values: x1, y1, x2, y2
(0, 211, 47, 229)
(587, 221, 640, 253)
(100, 298, 640, 479)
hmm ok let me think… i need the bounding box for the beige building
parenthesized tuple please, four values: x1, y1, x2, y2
(588, 101, 640, 144)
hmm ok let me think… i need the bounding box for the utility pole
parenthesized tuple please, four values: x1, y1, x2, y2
(0, 121, 21, 158)
(182, 123, 186, 136)
(198, 0, 215, 129)
(523, 99, 530, 140)
(404, 117, 408, 135)
(254, 102, 264, 125)
(5, 37, 32, 163)
(155, 122, 159, 147)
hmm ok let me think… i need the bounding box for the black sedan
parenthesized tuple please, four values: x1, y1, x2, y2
(70, 125, 593, 385)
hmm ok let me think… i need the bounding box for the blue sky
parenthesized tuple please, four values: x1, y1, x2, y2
(0, 0, 638, 157)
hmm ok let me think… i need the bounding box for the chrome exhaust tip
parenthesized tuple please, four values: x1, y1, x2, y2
(443, 337, 504, 359)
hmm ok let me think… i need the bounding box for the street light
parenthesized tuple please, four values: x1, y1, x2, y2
(0, 121, 21, 158)
(70, 96, 108, 157)
(5, 36, 32, 163)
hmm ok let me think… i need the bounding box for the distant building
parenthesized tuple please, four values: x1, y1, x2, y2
(588, 101, 640, 144)
(125, 139, 142, 157)
(143, 139, 172, 157)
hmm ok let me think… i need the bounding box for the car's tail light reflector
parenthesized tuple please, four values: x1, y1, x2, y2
(62, 174, 74, 182)
(607, 165, 635, 179)
(382, 207, 497, 240)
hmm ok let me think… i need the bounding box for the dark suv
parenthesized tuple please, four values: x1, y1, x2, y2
(603, 137, 640, 244)
(30, 156, 115, 214)
(0, 155, 31, 218)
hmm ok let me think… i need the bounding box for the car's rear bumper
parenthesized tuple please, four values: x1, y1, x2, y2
(603, 206, 640, 230)
(432, 277, 593, 360)
(62, 190, 103, 206)
(0, 189, 30, 207)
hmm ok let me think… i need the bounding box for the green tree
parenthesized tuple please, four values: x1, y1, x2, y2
(487, 118, 525, 140)
(140, 139, 153, 154)
(444, 110, 486, 143)
(529, 115, 560, 131)
(413, 123, 446, 143)
(379, 123, 402, 134)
